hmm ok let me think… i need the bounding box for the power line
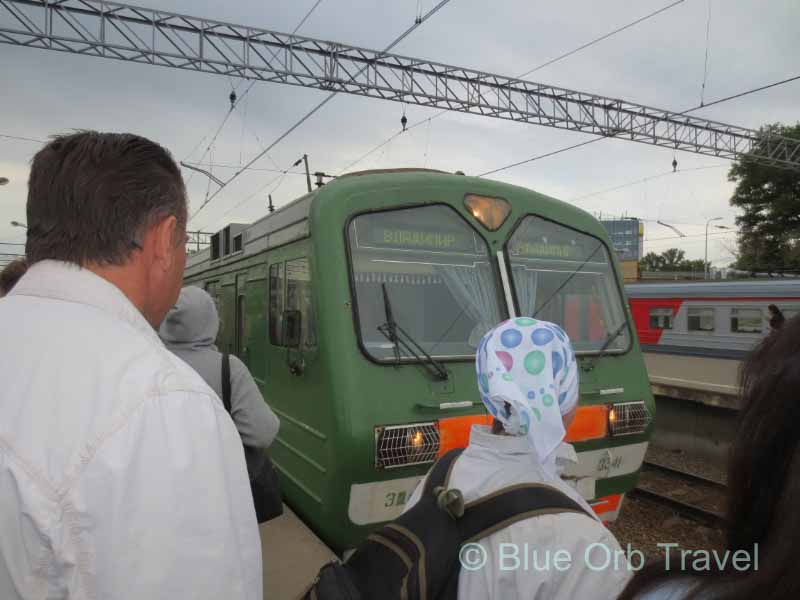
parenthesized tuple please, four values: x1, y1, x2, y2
(646, 229, 738, 243)
(184, 161, 306, 175)
(341, 3, 686, 176)
(518, 0, 686, 78)
(292, 0, 323, 35)
(569, 164, 727, 202)
(692, 73, 800, 112)
(700, 0, 712, 106)
(191, 0, 453, 222)
(478, 72, 800, 178)
(0, 133, 46, 144)
(185, 1, 325, 189)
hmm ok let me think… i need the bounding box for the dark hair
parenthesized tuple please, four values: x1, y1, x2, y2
(26, 131, 186, 266)
(0, 258, 27, 296)
(767, 304, 785, 330)
(618, 314, 800, 599)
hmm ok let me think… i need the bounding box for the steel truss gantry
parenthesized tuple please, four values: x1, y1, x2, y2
(2, 0, 799, 171)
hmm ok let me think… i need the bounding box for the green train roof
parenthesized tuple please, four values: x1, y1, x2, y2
(185, 168, 608, 277)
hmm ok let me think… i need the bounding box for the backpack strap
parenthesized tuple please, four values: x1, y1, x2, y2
(221, 352, 232, 414)
(423, 449, 463, 496)
(458, 483, 594, 544)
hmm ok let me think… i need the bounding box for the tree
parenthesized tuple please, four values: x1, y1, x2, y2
(729, 123, 800, 274)
(639, 248, 709, 275)
(661, 248, 686, 271)
(640, 252, 665, 271)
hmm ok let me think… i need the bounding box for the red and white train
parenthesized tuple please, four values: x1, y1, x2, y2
(625, 280, 800, 402)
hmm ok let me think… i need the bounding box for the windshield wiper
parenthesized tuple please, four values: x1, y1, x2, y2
(596, 320, 629, 359)
(532, 243, 603, 319)
(377, 283, 449, 381)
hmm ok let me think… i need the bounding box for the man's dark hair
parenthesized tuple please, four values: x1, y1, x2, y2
(0, 258, 27, 296)
(26, 131, 187, 266)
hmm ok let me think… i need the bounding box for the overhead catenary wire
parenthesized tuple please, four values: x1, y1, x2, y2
(569, 164, 727, 202)
(191, 0, 453, 222)
(700, 0, 712, 106)
(478, 72, 800, 178)
(340, 2, 684, 176)
(292, 0, 324, 35)
(518, 0, 686, 78)
(186, 0, 326, 222)
(0, 133, 46, 144)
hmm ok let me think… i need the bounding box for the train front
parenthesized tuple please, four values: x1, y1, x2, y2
(309, 171, 654, 550)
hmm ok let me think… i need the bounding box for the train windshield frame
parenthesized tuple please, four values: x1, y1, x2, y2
(505, 214, 631, 356)
(347, 204, 505, 362)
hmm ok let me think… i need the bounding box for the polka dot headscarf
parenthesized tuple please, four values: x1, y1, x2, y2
(476, 317, 579, 462)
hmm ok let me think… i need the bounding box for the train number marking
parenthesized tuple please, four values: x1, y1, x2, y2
(384, 490, 409, 508)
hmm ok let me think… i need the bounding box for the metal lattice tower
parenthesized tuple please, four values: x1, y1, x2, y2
(2, 0, 799, 171)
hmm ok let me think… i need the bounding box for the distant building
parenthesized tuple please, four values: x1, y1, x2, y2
(600, 218, 644, 262)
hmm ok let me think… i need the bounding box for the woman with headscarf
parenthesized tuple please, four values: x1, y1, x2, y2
(405, 317, 631, 599)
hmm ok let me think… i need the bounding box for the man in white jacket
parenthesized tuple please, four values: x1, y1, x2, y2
(406, 318, 631, 599)
(0, 132, 261, 599)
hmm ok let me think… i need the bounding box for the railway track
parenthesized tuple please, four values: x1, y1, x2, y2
(630, 460, 727, 528)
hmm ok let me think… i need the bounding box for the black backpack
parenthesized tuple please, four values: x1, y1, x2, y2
(303, 448, 593, 600)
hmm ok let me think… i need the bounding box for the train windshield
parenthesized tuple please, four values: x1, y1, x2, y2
(348, 205, 503, 360)
(507, 216, 630, 354)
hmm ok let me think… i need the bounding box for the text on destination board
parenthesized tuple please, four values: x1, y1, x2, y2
(511, 242, 576, 258)
(382, 229, 459, 249)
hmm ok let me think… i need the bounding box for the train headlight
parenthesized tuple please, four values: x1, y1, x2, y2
(607, 401, 651, 436)
(375, 422, 440, 469)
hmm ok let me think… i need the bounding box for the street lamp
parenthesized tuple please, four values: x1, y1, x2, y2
(656, 220, 686, 238)
(704, 217, 723, 279)
(10, 221, 27, 229)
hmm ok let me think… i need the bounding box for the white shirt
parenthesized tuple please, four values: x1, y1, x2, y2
(0, 261, 262, 600)
(405, 426, 631, 600)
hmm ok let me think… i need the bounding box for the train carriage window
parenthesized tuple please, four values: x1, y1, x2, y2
(285, 258, 317, 348)
(649, 307, 673, 330)
(731, 308, 762, 333)
(269, 263, 285, 344)
(348, 205, 503, 361)
(688, 307, 715, 332)
(506, 216, 630, 354)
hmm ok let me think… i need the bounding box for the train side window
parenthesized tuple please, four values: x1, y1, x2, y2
(687, 307, 715, 332)
(286, 258, 317, 348)
(269, 263, 285, 345)
(731, 308, 762, 333)
(649, 307, 673, 330)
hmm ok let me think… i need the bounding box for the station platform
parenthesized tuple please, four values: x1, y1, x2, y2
(259, 504, 336, 599)
(643, 352, 742, 410)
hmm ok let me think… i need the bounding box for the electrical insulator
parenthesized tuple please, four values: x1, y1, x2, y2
(672, 157, 677, 172)
(401, 114, 408, 131)
(229, 90, 237, 108)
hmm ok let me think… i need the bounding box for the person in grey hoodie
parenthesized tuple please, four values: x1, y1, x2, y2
(159, 286, 280, 477)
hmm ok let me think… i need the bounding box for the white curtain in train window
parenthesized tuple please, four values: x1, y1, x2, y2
(435, 263, 501, 347)
(511, 266, 538, 318)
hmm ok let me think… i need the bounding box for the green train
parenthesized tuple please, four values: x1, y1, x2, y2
(183, 169, 654, 552)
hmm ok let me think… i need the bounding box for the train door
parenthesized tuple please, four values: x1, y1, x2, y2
(235, 272, 247, 364)
(264, 249, 327, 516)
(219, 279, 236, 354)
(242, 269, 269, 387)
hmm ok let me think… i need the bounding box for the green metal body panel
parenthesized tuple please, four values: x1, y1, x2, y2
(183, 171, 654, 552)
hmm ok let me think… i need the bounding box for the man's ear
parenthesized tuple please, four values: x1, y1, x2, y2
(151, 215, 179, 269)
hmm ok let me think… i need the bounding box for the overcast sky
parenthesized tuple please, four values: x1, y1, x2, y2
(1, 0, 798, 266)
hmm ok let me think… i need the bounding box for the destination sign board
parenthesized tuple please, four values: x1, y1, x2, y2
(509, 241, 578, 259)
(352, 207, 482, 254)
